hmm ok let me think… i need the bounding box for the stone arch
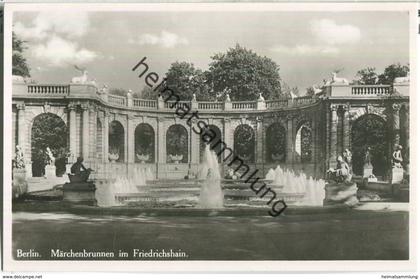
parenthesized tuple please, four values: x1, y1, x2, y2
(234, 124, 255, 163)
(109, 120, 125, 163)
(166, 124, 188, 163)
(265, 123, 286, 163)
(135, 123, 155, 163)
(30, 112, 68, 177)
(295, 121, 312, 163)
(351, 113, 390, 177)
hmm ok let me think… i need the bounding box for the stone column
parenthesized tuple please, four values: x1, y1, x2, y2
(190, 120, 200, 165)
(342, 104, 350, 152)
(103, 111, 109, 163)
(157, 117, 166, 164)
(392, 103, 401, 146)
(81, 104, 90, 161)
(223, 118, 233, 161)
(89, 106, 97, 162)
(127, 115, 135, 163)
(16, 103, 31, 177)
(404, 104, 409, 149)
(286, 115, 294, 164)
(16, 103, 26, 152)
(329, 105, 338, 167)
(67, 103, 77, 162)
(310, 118, 316, 163)
(256, 117, 264, 165)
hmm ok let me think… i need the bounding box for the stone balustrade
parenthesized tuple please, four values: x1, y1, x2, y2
(351, 85, 391, 96)
(13, 82, 409, 112)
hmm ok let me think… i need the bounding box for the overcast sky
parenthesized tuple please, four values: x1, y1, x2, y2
(13, 10, 409, 94)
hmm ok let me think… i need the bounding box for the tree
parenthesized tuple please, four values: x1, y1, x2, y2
(164, 61, 210, 101)
(12, 32, 31, 77)
(354, 67, 378, 85)
(205, 44, 283, 101)
(31, 113, 68, 177)
(378, 63, 409, 85)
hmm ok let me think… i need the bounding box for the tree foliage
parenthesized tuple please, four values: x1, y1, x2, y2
(135, 124, 155, 163)
(166, 125, 188, 163)
(12, 32, 31, 77)
(234, 125, 255, 162)
(354, 63, 409, 85)
(378, 63, 409, 85)
(165, 61, 210, 101)
(266, 123, 286, 162)
(206, 44, 284, 101)
(355, 67, 378, 85)
(31, 113, 68, 177)
(351, 115, 390, 177)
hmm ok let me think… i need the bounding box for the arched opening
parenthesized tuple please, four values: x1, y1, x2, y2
(351, 114, 389, 177)
(166, 124, 188, 163)
(109, 120, 125, 163)
(135, 123, 155, 163)
(31, 113, 68, 177)
(234, 124, 255, 163)
(295, 123, 312, 163)
(266, 123, 286, 163)
(200, 124, 222, 163)
(96, 118, 103, 161)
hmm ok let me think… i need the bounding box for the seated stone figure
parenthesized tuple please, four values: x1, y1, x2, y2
(327, 156, 352, 183)
(70, 157, 92, 182)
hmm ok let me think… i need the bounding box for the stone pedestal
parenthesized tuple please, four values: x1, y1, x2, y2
(65, 164, 72, 175)
(63, 181, 97, 206)
(25, 163, 32, 178)
(12, 168, 28, 198)
(363, 164, 373, 178)
(391, 167, 404, 184)
(324, 182, 359, 206)
(45, 165, 56, 178)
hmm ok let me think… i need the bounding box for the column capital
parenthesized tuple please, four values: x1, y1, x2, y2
(341, 104, 350, 111)
(80, 103, 90, 111)
(16, 103, 25, 110)
(330, 104, 338, 111)
(67, 102, 77, 111)
(392, 103, 401, 112)
(286, 113, 295, 120)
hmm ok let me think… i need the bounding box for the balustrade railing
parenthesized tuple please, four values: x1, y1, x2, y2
(266, 99, 288, 109)
(351, 85, 391, 95)
(232, 101, 256, 110)
(27, 85, 70, 94)
(198, 102, 223, 110)
(165, 101, 191, 110)
(18, 83, 403, 112)
(108, 94, 126, 106)
(133, 98, 157, 108)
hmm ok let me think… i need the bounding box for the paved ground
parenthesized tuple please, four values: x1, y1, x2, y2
(12, 209, 408, 260)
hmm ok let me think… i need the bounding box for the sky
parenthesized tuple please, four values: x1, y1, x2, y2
(13, 10, 409, 94)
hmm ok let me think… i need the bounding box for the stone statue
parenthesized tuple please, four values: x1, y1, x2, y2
(71, 65, 89, 84)
(70, 157, 92, 182)
(327, 156, 352, 183)
(331, 70, 349, 85)
(343, 149, 352, 173)
(258, 93, 265, 102)
(46, 147, 55, 165)
(192, 93, 197, 102)
(225, 94, 231, 102)
(13, 145, 25, 169)
(392, 144, 403, 168)
(127, 89, 133, 98)
(364, 147, 372, 168)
